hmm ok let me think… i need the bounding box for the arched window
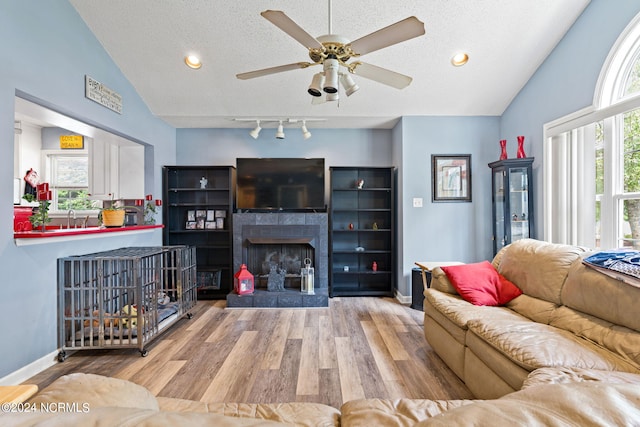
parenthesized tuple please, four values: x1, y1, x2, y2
(544, 13, 640, 249)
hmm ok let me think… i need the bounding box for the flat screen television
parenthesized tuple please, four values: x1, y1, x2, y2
(236, 158, 325, 211)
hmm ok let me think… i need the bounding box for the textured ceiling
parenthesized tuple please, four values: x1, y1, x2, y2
(68, 0, 590, 129)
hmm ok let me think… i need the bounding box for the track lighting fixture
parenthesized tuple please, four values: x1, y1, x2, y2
(249, 120, 261, 139)
(232, 118, 325, 140)
(301, 121, 311, 140)
(275, 121, 285, 139)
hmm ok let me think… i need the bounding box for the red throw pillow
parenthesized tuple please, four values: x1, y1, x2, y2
(440, 261, 522, 306)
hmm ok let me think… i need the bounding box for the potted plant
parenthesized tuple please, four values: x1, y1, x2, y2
(98, 196, 138, 227)
(22, 192, 51, 231)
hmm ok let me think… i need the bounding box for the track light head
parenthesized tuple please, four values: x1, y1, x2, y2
(249, 120, 261, 139)
(340, 73, 359, 97)
(322, 58, 339, 93)
(275, 121, 285, 139)
(308, 72, 325, 97)
(301, 121, 311, 140)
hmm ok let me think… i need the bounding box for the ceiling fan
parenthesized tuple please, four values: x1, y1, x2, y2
(236, 1, 425, 103)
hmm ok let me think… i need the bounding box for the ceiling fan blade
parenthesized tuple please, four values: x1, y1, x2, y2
(261, 10, 324, 50)
(236, 62, 312, 80)
(348, 16, 425, 56)
(351, 62, 413, 89)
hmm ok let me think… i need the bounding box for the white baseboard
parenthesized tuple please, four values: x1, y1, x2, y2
(0, 350, 59, 386)
(394, 290, 411, 305)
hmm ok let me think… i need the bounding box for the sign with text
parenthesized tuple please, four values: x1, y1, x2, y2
(60, 135, 84, 149)
(85, 75, 122, 114)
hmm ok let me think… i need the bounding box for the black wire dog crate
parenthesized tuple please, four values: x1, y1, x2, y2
(57, 246, 197, 360)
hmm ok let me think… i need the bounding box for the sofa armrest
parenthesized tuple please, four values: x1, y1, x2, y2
(429, 267, 459, 295)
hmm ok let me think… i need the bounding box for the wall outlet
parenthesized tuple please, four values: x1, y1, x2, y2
(413, 197, 423, 208)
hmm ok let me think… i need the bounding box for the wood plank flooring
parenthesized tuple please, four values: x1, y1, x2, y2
(25, 297, 472, 408)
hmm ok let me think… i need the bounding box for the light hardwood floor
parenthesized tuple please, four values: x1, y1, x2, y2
(25, 297, 472, 408)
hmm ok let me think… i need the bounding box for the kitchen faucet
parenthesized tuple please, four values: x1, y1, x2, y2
(67, 210, 76, 229)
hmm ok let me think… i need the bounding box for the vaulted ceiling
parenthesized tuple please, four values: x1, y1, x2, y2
(68, 0, 590, 129)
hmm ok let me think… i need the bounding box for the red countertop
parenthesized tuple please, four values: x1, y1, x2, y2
(14, 224, 163, 242)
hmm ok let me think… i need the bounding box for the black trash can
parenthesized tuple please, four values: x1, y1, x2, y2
(411, 267, 431, 311)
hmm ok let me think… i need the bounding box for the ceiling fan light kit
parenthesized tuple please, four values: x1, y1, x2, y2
(308, 72, 325, 96)
(340, 73, 359, 96)
(322, 58, 340, 93)
(236, 2, 425, 105)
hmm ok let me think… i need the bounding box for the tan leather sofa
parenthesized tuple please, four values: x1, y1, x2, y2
(424, 238, 640, 399)
(4, 372, 640, 426)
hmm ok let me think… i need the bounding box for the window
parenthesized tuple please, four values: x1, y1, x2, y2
(544, 14, 640, 249)
(45, 152, 100, 213)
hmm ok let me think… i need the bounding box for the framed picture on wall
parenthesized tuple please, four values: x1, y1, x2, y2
(432, 155, 472, 202)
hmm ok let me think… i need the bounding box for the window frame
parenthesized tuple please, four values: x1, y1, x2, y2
(41, 149, 101, 216)
(544, 12, 640, 249)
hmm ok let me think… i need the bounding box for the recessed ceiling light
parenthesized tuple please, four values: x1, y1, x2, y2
(184, 55, 202, 69)
(451, 52, 469, 67)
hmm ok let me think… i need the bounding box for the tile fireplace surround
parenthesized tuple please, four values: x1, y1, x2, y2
(227, 212, 329, 308)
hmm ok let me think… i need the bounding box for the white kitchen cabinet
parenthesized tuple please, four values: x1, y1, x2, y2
(88, 136, 144, 200)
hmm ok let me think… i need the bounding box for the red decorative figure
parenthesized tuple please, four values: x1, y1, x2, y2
(372, 261, 378, 272)
(499, 139, 508, 160)
(517, 135, 526, 158)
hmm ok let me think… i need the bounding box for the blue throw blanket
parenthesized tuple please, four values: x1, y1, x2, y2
(583, 250, 640, 287)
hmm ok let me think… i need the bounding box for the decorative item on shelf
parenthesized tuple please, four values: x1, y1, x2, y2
(522, 212, 526, 220)
(372, 261, 378, 272)
(348, 223, 354, 230)
(372, 222, 378, 230)
(499, 139, 508, 160)
(357, 179, 365, 189)
(355, 246, 365, 252)
(200, 176, 208, 189)
(343, 265, 350, 272)
(301, 258, 315, 295)
(141, 194, 162, 225)
(512, 213, 518, 221)
(234, 264, 254, 295)
(517, 135, 526, 158)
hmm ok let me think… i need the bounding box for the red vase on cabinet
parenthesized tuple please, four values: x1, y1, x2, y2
(517, 135, 526, 158)
(499, 139, 508, 160)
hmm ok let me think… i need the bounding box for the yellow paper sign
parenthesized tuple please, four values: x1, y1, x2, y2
(60, 135, 84, 149)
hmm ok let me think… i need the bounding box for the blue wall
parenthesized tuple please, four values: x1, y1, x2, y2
(177, 120, 500, 297)
(394, 116, 500, 295)
(0, 1, 175, 381)
(2, 0, 640, 382)
(501, 0, 640, 239)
